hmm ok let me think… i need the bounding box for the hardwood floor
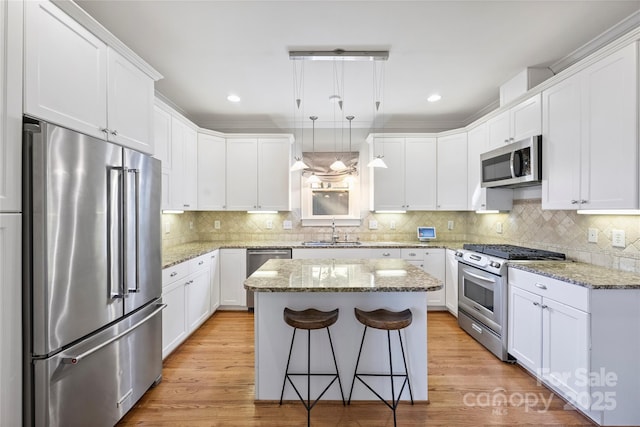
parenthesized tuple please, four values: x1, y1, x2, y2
(118, 311, 594, 426)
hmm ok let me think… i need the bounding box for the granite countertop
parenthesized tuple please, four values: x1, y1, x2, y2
(508, 261, 640, 290)
(243, 258, 443, 293)
(162, 240, 465, 268)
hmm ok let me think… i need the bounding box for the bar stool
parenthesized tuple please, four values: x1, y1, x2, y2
(348, 308, 414, 427)
(279, 307, 345, 426)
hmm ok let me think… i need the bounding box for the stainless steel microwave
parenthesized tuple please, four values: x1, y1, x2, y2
(480, 135, 542, 188)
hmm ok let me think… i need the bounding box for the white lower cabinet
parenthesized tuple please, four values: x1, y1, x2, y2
(161, 253, 212, 359)
(220, 248, 247, 307)
(508, 267, 640, 425)
(401, 248, 445, 309)
(444, 249, 458, 316)
(210, 250, 221, 312)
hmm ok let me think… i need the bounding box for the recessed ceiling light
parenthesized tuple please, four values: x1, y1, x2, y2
(227, 94, 241, 103)
(427, 94, 442, 103)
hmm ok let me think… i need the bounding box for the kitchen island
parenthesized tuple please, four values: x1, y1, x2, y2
(244, 258, 442, 402)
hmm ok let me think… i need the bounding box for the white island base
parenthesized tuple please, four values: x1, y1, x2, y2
(254, 291, 428, 402)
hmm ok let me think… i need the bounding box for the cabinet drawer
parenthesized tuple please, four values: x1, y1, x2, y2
(401, 248, 423, 260)
(370, 248, 401, 258)
(508, 268, 589, 311)
(190, 253, 212, 273)
(162, 262, 190, 286)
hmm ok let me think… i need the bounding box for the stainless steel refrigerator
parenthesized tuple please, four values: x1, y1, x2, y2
(22, 118, 165, 426)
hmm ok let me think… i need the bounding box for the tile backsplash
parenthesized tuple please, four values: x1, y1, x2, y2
(162, 199, 640, 273)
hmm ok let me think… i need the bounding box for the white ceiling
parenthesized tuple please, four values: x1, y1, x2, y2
(77, 0, 640, 147)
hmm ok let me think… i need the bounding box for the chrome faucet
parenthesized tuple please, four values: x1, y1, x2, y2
(331, 218, 339, 243)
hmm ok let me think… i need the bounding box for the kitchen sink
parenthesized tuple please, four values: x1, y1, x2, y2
(301, 241, 362, 246)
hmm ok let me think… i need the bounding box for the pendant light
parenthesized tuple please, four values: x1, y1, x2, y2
(330, 60, 347, 171)
(368, 60, 388, 168)
(344, 115, 357, 184)
(307, 116, 321, 183)
(290, 61, 309, 171)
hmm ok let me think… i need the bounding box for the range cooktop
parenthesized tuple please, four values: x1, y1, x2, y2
(462, 244, 566, 260)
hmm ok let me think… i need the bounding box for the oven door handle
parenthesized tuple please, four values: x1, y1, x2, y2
(463, 270, 497, 284)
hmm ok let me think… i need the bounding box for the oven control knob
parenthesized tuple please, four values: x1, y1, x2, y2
(455, 251, 463, 257)
(489, 261, 501, 269)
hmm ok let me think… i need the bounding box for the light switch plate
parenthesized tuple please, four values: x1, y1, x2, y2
(266, 220, 273, 229)
(447, 220, 454, 230)
(214, 220, 220, 229)
(612, 229, 626, 248)
(283, 220, 292, 230)
(164, 222, 170, 234)
(369, 220, 378, 230)
(390, 221, 396, 230)
(496, 222, 503, 234)
(588, 228, 598, 243)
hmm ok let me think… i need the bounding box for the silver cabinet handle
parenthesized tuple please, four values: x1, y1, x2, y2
(183, 204, 190, 208)
(533, 301, 540, 306)
(110, 130, 118, 136)
(170, 271, 178, 277)
(382, 252, 390, 257)
(541, 304, 548, 309)
(580, 200, 588, 204)
(198, 260, 204, 265)
(408, 252, 416, 257)
(100, 127, 109, 134)
(62, 304, 167, 364)
(571, 200, 579, 204)
(471, 323, 483, 333)
(535, 283, 547, 290)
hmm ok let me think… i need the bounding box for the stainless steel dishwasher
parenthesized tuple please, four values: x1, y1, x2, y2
(246, 248, 292, 310)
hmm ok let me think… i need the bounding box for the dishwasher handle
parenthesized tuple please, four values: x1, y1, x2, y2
(247, 250, 292, 256)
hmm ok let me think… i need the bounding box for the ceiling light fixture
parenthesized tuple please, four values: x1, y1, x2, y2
(227, 94, 241, 103)
(289, 49, 389, 62)
(427, 94, 442, 103)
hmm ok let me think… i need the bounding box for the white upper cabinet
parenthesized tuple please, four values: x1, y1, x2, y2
(370, 137, 437, 211)
(543, 43, 637, 210)
(226, 138, 291, 211)
(169, 117, 198, 210)
(153, 104, 172, 211)
(226, 139, 259, 210)
(467, 124, 513, 211)
(0, 0, 22, 213)
(106, 49, 154, 153)
(24, 1, 158, 154)
(486, 94, 542, 150)
(197, 133, 226, 210)
(436, 132, 468, 210)
(257, 138, 291, 211)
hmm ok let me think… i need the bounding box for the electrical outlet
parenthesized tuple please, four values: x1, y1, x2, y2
(164, 222, 170, 234)
(588, 228, 598, 243)
(214, 220, 220, 229)
(283, 220, 292, 230)
(496, 222, 503, 234)
(612, 229, 626, 248)
(390, 221, 396, 230)
(447, 220, 454, 230)
(189, 221, 194, 230)
(266, 220, 273, 229)
(369, 220, 378, 230)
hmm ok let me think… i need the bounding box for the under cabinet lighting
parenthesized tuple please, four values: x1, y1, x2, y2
(577, 210, 640, 215)
(475, 210, 501, 214)
(247, 210, 278, 214)
(375, 210, 406, 214)
(227, 94, 241, 102)
(427, 94, 442, 103)
(162, 210, 184, 214)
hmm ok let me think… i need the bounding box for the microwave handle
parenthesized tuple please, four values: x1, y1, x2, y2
(509, 150, 516, 179)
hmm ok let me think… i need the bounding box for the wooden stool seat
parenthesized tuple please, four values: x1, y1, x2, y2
(283, 308, 339, 330)
(354, 308, 412, 331)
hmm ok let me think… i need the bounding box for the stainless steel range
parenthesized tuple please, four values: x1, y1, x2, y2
(455, 244, 565, 361)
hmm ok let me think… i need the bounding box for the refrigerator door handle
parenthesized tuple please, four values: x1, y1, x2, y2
(122, 166, 129, 298)
(108, 166, 125, 299)
(61, 303, 167, 365)
(129, 168, 141, 293)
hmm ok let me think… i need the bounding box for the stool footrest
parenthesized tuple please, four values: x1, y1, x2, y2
(284, 375, 341, 411)
(353, 375, 411, 411)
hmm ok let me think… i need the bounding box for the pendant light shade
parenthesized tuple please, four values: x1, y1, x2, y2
(307, 173, 321, 184)
(368, 155, 388, 168)
(290, 157, 309, 171)
(329, 159, 347, 171)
